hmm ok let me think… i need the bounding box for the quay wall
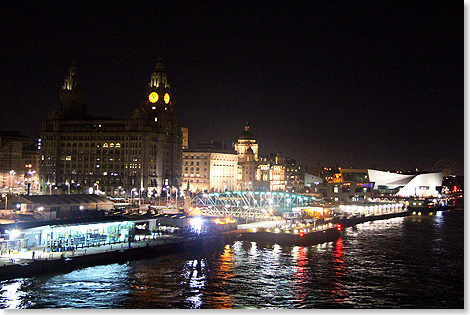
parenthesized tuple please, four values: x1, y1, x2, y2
(0, 210, 442, 281)
(0, 236, 221, 281)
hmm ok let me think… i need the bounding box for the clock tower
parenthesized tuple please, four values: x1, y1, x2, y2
(58, 63, 87, 119)
(139, 59, 182, 190)
(144, 59, 174, 129)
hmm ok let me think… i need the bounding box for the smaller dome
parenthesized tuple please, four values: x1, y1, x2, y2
(47, 107, 65, 120)
(246, 147, 254, 155)
(131, 107, 146, 119)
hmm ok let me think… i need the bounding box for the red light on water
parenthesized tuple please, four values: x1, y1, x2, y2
(336, 224, 342, 231)
(300, 230, 304, 237)
(453, 186, 458, 193)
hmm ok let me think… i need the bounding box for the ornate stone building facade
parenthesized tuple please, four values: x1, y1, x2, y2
(0, 131, 39, 195)
(39, 61, 182, 198)
(182, 141, 238, 193)
(234, 123, 286, 191)
(234, 123, 258, 190)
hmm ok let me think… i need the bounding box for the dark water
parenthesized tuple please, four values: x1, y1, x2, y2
(0, 210, 464, 308)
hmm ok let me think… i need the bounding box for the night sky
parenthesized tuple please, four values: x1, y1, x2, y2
(0, 3, 463, 173)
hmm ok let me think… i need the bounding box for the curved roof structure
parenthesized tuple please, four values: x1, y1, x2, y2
(367, 170, 443, 197)
(238, 123, 256, 140)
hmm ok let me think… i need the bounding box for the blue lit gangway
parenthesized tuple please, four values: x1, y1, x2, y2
(187, 191, 317, 220)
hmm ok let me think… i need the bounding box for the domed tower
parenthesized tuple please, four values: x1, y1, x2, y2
(235, 123, 258, 190)
(234, 122, 259, 162)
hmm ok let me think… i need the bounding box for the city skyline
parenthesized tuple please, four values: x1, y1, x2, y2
(0, 3, 463, 173)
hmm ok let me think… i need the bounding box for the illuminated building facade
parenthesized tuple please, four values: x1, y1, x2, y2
(234, 124, 286, 191)
(39, 61, 182, 198)
(366, 169, 443, 197)
(327, 168, 444, 202)
(181, 127, 189, 149)
(0, 131, 40, 195)
(256, 154, 286, 191)
(283, 157, 305, 192)
(234, 123, 258, 190)
(182, 141, 238, 193)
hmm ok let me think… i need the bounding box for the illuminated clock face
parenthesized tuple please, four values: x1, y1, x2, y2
(164, 93, 170, 104)
(148, 92, 159, 103)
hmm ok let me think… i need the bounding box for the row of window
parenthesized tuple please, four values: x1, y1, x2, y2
(183, 179, 208, 183)
(184, 161, 207, 166)
(55, 135, 141, 141)
(182, 155, 236, 161)
(57, 150, 140, 156)
(184, 167, 207, 171)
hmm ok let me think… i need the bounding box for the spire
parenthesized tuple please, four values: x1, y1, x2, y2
(149, 57, 169, 89)
(58, 61, 86, 119)
(62, 61, 80, 91)
(245, 121, 250, 132)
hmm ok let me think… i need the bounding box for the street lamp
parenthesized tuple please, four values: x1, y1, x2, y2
(9, 170, 15, 192)
(166, 186, 170, 206)
(131, 188, 137, 207)
(139, 187, 144, 206)
(2, 194, 7, 210)
(65, 180, 70, 194)
(173, 187, 178, 207)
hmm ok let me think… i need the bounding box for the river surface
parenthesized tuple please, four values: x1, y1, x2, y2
(0, 209, 464, 308)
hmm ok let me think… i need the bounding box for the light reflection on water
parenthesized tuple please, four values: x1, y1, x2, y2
(0, 280, 25, 309)
(0, 210, 464, 308)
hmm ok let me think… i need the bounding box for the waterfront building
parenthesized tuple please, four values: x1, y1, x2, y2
(0, 194, 115, 220)
(234, 123, 259, 191)
(234, 123, 286, 191)
(442, 175, 464, 195)
(304, 172, 323, 188)
(39, 61, 182, 198)
(181, 127, 189, 150)
(182, 141, 238, 193)
(320, 166, 342, 183)
(256, 154, 286, 191)
(327, 179, 374, 203)
(283, 157, 306, 192)
(0, 217, 135, 251)
(366, 169, 443, 197)
(326, 168, 444, 202)
(234, 123, 259, 160)
(0, 131, 40, 195)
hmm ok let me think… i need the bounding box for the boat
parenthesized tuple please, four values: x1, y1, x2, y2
(406, 196, 457, 214)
